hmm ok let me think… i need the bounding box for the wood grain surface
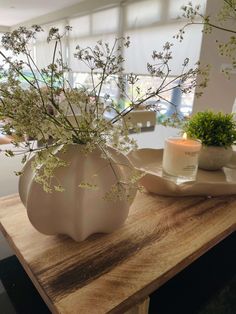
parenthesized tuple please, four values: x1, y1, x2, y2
(0, 192, 236, 314)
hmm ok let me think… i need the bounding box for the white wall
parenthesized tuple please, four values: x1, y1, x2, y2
(0, 144, 22, 197)
(0, 144, 22, 259)
(193, 0, 236, 113)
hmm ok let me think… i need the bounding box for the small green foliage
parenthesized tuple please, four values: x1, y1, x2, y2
(183, 111, 236, 147)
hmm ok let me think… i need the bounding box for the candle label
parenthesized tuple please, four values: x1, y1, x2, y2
(183, 165, 197, 171)
(185, 151, 199, 157)
(162, 137, 202, 179)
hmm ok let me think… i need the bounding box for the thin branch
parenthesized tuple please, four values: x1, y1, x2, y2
(0, 51, 37, 89)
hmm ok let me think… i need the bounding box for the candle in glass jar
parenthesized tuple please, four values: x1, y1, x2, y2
(162, 134, 202, 179)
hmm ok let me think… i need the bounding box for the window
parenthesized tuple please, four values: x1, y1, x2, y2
(68, 0, 205, 117)
(2, 0, 206, 118)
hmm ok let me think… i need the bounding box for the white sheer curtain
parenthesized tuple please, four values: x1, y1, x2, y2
(123, 0, 205, 75)
(66, 0, 206, 76)
(29, 0, 206, 77)
(124, 23, 203, 75)
(68, 7, 120, 72)
(0, 1, 207, 76)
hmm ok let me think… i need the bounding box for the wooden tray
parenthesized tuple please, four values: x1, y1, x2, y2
(128, 148, 236, 196)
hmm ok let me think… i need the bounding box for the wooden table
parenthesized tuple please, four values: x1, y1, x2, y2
(0, 192, 236, 314)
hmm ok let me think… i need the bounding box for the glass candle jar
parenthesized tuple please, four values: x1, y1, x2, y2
(162, 136, 202, 182)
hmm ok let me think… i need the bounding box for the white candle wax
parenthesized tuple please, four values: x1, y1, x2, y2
(162, 137, 202, 178)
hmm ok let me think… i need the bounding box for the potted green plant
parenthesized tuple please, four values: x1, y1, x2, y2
(0, 25, 207, 241)
(183, 110, 236, 170)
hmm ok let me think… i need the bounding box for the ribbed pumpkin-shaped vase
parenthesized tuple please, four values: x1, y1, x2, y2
(19, 145, 137, 241)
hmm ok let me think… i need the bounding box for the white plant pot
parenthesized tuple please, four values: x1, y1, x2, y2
(198, 146, 233, 171)
(19, 145, 137, 241)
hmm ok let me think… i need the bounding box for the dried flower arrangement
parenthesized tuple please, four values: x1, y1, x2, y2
(0, 25, 209, 193)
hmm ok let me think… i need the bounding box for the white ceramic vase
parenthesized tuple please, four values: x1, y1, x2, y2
(19, 144, 137, 241)
(198, 146, 233, 171)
